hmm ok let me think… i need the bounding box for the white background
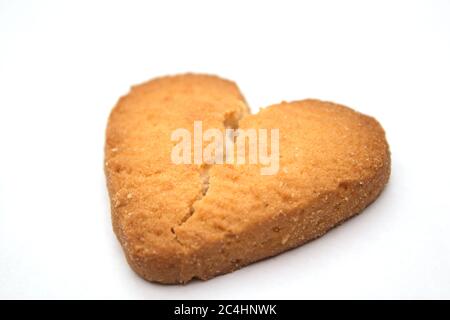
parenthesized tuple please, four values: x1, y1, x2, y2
(1, 0, 449, 299)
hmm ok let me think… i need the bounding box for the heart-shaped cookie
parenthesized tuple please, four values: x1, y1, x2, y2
(105, 74, 390, 283)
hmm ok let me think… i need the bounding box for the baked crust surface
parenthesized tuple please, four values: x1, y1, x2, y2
(105, 74, 390, 283)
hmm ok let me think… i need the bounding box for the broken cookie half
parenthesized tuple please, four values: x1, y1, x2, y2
(105, 74, 390, 283)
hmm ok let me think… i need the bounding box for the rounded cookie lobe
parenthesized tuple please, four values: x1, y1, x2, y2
(105, 74, 249, 283)
(174, 99, 390, 282)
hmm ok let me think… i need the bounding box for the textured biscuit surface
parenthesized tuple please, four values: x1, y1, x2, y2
(105, 74, 390, 283)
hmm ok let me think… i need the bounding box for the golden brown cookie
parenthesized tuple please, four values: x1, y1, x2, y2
(105, 74, 390, 284)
